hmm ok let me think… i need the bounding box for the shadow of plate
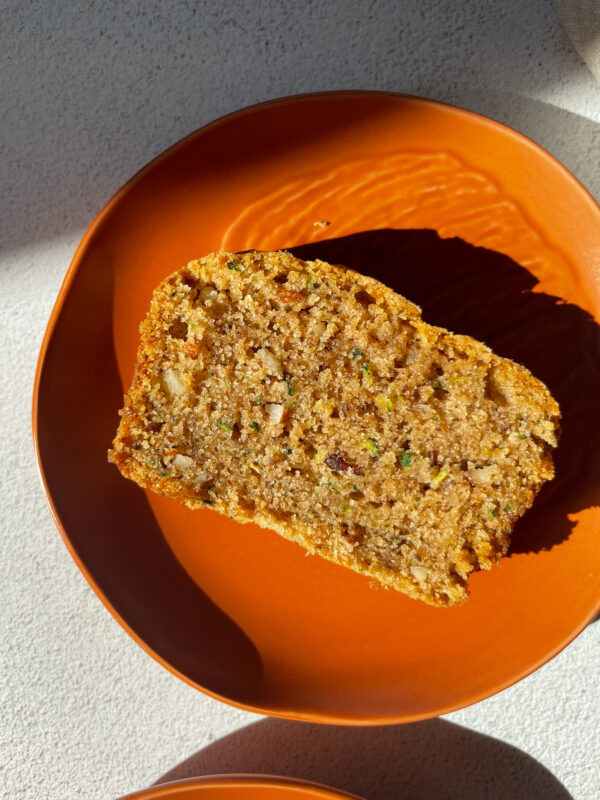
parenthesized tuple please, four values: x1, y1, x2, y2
(154, 717, 574, 800)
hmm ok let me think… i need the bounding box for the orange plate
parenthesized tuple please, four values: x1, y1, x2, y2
(33, 92, 600, 724)
(118, 776, 362, 800)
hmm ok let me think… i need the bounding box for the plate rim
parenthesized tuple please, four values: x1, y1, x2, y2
(118, 774, 365, 800)
(32, 90, 600, 726)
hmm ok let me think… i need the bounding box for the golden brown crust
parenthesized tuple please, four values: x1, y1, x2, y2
(109, 250, 560, 606)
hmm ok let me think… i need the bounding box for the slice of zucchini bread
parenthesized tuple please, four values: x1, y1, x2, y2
(109, 250, 560, 606)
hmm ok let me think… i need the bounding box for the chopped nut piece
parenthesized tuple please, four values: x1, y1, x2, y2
(411, 566, 428, 581)
(161, 368, 186, 396)
(172, 453, 194, 471)
(198, 285, 216, 303)
(468, 464, 500, 485)
(256, 347, 282, 376)
(265, 403, 285, 425)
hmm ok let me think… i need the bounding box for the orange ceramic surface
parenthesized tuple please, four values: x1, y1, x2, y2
(118, 776, 363, 800)
(33, 92, 600, 724)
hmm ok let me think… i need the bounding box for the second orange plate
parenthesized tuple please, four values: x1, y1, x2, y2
(34, 92, 600, 724)
(119, 776, 362, 800)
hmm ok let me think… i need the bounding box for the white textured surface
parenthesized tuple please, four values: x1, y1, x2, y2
(558, 0, 600, 83)
(1, 2, 599, 799)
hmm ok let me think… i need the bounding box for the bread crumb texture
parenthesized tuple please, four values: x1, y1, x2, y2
(109, 251, 560, 607)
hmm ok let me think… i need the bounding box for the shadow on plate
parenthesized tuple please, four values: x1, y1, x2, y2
(154, 717, 574, 800)
(291, 229, 600, 555)
(35, 242, 262, 701)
